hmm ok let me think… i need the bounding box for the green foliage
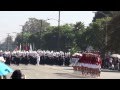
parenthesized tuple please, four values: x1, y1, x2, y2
(12, 12, 120, 55)
(22, 18, 50, 33)
(79, 17, 111, 54)
(107, 15, 120, 53)
(14, 17, 112, 53)
(14, 19, 91, 52)
(14, 15, 116, 54)
(93, 11, 113, 22)
(0, 35, 15, 51)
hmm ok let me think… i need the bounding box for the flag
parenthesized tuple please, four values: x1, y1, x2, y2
(30, 44, 33, 51)
(14, 46, 19, 51)
(28, 43, 30, 51)
(25, 43, 28, 51)
(19, 43, 21, 51)
(25, 43, 30, 51)
(33, 43, 34, 51)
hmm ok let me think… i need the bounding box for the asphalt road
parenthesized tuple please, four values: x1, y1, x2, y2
(6, 64, 120, 79)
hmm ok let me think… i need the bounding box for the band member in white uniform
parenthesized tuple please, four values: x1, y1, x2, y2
(36, 53, 40, 66)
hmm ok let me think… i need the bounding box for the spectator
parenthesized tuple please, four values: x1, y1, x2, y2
(11, 69, 26, 79)
(0, 75, 7, 79)
(0, 76, 2, 79)
(118, 59, 120, 71)
(3, 75, 7, 79)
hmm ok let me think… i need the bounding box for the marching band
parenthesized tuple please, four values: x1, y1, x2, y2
(71, 51, 102, 77)
(0, 50, 71, 66)
(0, 50, 102, 78)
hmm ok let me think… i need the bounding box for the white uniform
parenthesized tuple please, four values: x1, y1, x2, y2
(36, 54, 40, 65)
(0, 56, 5, 62)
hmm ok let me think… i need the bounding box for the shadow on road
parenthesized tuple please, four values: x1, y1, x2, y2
(64, 69, 74, 70)
(54, 73, 90, 78)
(101, 69, 120, 73)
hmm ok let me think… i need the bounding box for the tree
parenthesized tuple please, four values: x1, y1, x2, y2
(22, 18, 50, 33)
(59, 24, 74, 51)
(0, 35, 14, 51)
(73, 22, 86, 51)
(107, 14, 120, 53)
(82, 18, 111, 56)
(93, 11, 113, 22)
(73, 22, 85, 32)
(15, 18, 50, 50)
(42, 24, 74, 51)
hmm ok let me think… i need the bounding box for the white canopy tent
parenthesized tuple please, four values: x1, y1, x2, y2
(111, 54, 120, 59)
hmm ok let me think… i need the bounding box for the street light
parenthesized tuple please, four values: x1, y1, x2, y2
(57, 11, 61, 51)
(47, 18, 64, 23)
(47, 11, 61, 51)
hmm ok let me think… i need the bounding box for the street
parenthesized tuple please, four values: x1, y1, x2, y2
(6, 64, 120, 79)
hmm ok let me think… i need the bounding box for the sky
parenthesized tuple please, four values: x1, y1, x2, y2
(0, 11, 95, 42)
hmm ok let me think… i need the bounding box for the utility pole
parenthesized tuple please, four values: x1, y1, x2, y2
(6, 33, 10, 51)
(105, 17, 108, 48)
(40, 20, 43, 49)
(58, 11, 61, 51)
